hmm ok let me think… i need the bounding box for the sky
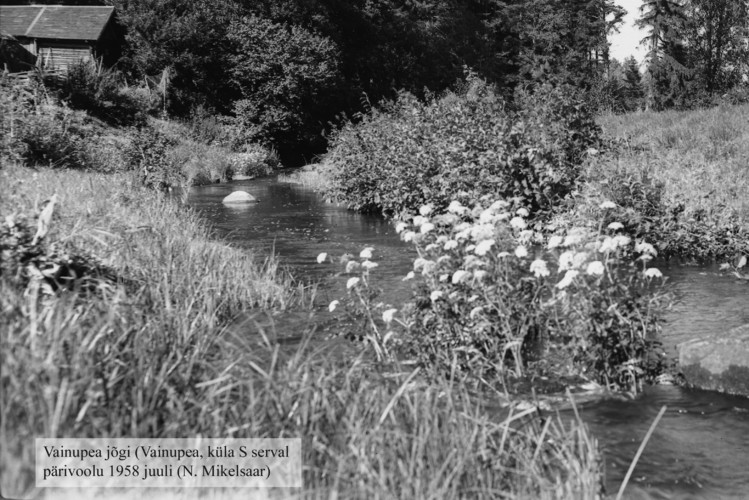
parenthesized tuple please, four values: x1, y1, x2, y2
(609, 0, 648, 64)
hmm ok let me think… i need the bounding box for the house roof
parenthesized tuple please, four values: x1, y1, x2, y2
(0, 5, 114, 41)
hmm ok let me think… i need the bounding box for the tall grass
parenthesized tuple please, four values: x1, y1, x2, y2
(567, 104, 749, 260)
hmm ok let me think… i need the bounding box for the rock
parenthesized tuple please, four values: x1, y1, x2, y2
(232, 174, 255, 181)
(678, 323, 749, 397)
(222, 191, 257, 204)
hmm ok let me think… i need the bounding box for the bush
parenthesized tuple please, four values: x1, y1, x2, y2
(60, 60, 148, 126)
(325, 76, 599, 219)
(386, 198, 668, 392)
(122, 127, 183, 191)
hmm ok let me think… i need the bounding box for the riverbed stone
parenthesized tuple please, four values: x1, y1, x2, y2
(678, 323, 749, 397)
(222, 191, 257, 204)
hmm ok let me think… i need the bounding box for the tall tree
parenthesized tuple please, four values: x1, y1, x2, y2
(637, 0, 690, 109)
(684, 0, 749, 94)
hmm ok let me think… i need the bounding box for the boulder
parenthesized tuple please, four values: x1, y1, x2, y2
(222, 191, 257, 204)
(678, 324, 749, 397)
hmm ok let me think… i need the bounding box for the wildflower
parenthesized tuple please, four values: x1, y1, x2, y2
(635, 241, 658, 256)
(328, 300, 340, 312)
(556, 270, 579, 289)
(599, 237, 617, 253)
(419, 204, 434, 216)
(466, 244, 476, 252)
(414, 258, 428, 271)
(608, 222, 624, 231)
(448, 200, 466, 214)
(489, 200, 509, 211)
(360, 247, 374, 259)
(599, 201, 617, 210)
(514, 245, 528, 258)
(430, 290, 444, 302)
(452, 270, 470, 284)
(563, 232, 583, 247)
(479, 209, 496, 224)
(573, 252, 588, 269)
(403, 271, 415, 281)
(346, 277, 360, 289)
(362, 261, 379, 270)
(557, 250, 574, 271)
(345, 261, 361, 273)
(425, 243, 439, 252)
(613, 235, 631, 248)
(473, 270, 488, 280)
(422, 261, 437, 275)
(402, 230, 415, 242)
(644, 268, 663, 278)
(586, 261, 605, 276)
(530, 259, 550, 277)
(395, 221, 408, 234)
(475, 239, 495, 256)
(470, 224, 494, 242)
(497, 251, 510, 258)
(444, 240, 458, 250)
(316, 252, 327, 264)
(510, 217, 527, 230)
(439, 274, 449, 282)
(421, 222, 435, 234)
(382, 308, 398, 324)
(436, 235, 448, 244)
(547, 235, 563, 249)
(516, 207, 529, 217)
(413, 215, 427, 227)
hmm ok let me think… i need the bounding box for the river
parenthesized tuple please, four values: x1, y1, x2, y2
(189, 177, 749, 499)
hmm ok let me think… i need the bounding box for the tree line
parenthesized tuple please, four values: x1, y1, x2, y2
(3, 0, 748, 156)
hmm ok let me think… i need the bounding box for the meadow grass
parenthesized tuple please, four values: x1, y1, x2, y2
(593, 104, 749, 259)
(0, 162, 603, 498)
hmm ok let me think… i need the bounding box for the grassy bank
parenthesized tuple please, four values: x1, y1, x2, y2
(583, 104, 749, 261)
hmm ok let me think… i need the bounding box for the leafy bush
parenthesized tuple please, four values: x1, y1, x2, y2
(122, 127, 183, 191)
(325, 77, 599, 219)
(383, 198, 668, 392)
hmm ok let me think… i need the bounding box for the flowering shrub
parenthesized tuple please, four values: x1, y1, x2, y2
(316, 248, 401, 361)
(325, 76, 599, 219)
(390, 198, 668, 393)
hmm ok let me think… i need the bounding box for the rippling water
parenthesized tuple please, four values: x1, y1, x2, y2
(189, 177, 749, 499)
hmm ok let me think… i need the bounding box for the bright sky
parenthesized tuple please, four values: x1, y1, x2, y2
(609, 0, 648, 64)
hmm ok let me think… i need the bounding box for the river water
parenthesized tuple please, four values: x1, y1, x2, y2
(189, 177, 749, 499)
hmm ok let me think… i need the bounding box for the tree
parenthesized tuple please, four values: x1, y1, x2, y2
(109, 0, 241, 114)
(637, 0, 691, 109)
(227, 15, 343, 158)
(684, 0, 749, 94)
(623, 56, 645, 109)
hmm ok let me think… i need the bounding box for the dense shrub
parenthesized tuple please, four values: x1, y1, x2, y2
(59, 60, 148, 127)
(325, 77, 600, 219)
(122, 127, 183, 191)
(385, 198, 669, 392)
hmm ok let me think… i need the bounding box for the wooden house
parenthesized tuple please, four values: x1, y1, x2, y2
(0, 5, 117, 72)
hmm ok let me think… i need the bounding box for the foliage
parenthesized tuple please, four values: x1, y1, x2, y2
(59, 60, 148, 127)
(227, 14, 343, 156)
(389, 199, 669, 392)
(326, 77, 599, 219)
(122, 126, 183, 191)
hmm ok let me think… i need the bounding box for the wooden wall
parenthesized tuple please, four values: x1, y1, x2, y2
(37, 43, 93, 72)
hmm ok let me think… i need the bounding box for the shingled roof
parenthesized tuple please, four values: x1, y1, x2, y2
(0, 5, 114, 41)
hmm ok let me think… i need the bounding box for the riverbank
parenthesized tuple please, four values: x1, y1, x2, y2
(1, 157, 607, 497)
